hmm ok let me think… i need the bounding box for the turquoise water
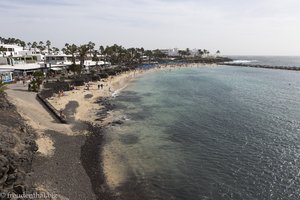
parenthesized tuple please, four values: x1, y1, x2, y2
(103, 66, 300, 200)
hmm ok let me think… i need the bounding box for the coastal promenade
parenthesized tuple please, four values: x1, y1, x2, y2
(6, 83, 97, 199)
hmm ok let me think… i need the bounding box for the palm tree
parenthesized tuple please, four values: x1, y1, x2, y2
(52, 47, 60, 54)
(38, 41, 45, 53)
(144, 50, 153, 63)
(203, 49, 209, 57)
(153, 49, 166, 60)
(0, 46, 6, 57)
(140, 47, 145, 56)
(103, 45, 114, 63)
(87, 41, 95, 57)
(128, 48, 136, 64)
(178, 50, 185, 58)
(198, 49, 204, 57)
(99, 45, 104, 54)
(186, 48, 191, 56)
(78, 44, 89, 68)
(32, 41, 38, 52)
(27, 42, 32, 50)
(63, 43, 78, 65)
(46, 40, 51, 54)
(20, 41, 26, 49)
(92, 50, 99, 61)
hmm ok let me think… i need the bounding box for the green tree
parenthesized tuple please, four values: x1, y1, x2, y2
(203, 49, 209, 57)
(46, 40, 51, 54)
(63, 43, 78, 65)
(20, 41, 26, 48)
(30, 71, 44, 92)
(0, 46, 5, 57)
(178, 50, 186, 58)
(153, 49, 166, 60)
(69, 64, 82, 74)
(27, 42, 32, 50)
(99, 45, 104, 54)
(78, 44, 89, 68)
(38, 41, 45, 53)
(144, 50, 153, 62)
(186, 48, 191, 56)
(52, 47, 60, 54)
(32, 41, 38, 52)
(87, 41, 95, 56)
(198, 49, 204, 57)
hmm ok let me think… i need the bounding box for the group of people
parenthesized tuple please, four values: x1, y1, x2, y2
(59, 109, 66, 119)
(21, 75, 33, 86)
(57, 90, 65, 97)
(97, 83, 104, 90)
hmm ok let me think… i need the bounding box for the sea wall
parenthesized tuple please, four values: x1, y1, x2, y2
(36, 93, 67, 124)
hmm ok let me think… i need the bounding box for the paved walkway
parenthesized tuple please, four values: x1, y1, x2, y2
(6, 83, 72, 134)
(6, 83, 96, 199)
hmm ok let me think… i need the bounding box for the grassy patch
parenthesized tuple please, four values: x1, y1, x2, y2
(0, 83, 7, 93)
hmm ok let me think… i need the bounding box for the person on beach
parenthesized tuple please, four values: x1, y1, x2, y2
(100, 84, 103, 89)
(59, 109, 66, 119)
(98, 84, 100, 90)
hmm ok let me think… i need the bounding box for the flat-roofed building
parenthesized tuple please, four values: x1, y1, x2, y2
(0, 69, 13, 83)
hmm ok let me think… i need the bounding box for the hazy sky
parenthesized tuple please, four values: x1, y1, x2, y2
(1, 0, 300, 55)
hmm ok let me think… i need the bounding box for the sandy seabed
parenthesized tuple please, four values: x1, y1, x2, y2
(6, 63, 213, 199)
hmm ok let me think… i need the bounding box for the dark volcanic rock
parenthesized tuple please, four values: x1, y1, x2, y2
(0, 92, 37, 194)
(111, 120, 124, 126)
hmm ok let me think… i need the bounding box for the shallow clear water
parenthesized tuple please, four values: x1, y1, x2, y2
(103, 66, 300, 200)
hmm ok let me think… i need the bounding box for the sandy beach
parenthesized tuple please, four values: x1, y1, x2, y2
(5, 63, 212, 199)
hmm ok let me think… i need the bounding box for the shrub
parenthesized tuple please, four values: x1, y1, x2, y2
(98, 73, 109, 79)
(69, 64, 82, 74)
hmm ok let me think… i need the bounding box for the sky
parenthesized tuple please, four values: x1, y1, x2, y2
(1, 0, 300, 55)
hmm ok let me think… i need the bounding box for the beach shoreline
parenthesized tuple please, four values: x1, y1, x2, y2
(5, 63, 216, 199)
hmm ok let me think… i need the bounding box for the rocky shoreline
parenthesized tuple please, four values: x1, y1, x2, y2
(80, 122, 115, 200)
(80, 95, 122, 200)
(0, 92, 37, 195)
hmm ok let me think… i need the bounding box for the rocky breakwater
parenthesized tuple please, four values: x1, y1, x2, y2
(0, 92, 37, 195)
(221, 62, 300, 71)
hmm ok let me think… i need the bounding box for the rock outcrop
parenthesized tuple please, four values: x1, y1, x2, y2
(0, 92, 37, 195)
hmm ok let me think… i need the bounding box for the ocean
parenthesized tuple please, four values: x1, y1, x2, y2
(102, 60, 300, 200)
(226, 55, 300, 67)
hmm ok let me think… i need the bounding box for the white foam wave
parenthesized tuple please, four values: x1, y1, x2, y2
(111, 85, 128, 98)
(227, 60, 258, 64)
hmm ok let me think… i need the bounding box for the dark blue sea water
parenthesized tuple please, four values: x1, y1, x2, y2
(103, 65, 300, 200)
(227, 56, 300, 67)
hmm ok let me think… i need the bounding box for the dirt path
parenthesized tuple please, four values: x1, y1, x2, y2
(6, 82, 96, 199)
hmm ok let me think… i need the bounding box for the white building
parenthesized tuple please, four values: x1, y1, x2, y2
(45, 54, 108, 68)
(45, 54, 73, 66)
(160, 48, 179, 57)
(0, 44, 24, 57)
